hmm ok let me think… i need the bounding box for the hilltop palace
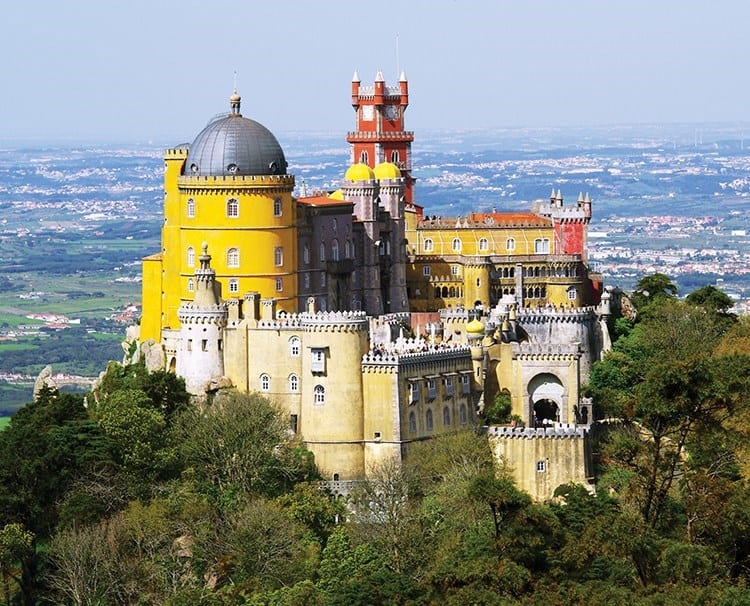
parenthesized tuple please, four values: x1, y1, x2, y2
(135, 72, 613, 499)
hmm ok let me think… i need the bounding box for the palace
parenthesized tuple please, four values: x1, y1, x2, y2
(136, 72, 611, 499)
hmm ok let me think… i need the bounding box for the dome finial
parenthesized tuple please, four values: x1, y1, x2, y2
(230, 71, 241, 115)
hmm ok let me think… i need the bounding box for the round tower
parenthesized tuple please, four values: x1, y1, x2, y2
(158, 91, 297, 334)
(299, 310, 369, 479)
(176, 244, 228, 395)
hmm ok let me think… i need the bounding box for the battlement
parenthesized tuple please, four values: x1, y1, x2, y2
(301, 310, 369, 331)
(346, 131, 415, 141)
(517, 306, 597, 323)
(357, 84, 402, 96)
(511, 342, 581, 359)
(484, 424, 587, 439)
(177, 304, 228, 325)
(165, 147, 189, 158)
(177, 174, 295, 190)
(362, 345, 470, 368)
(440, 308, 471, 321)
(534, 201, 590, 220)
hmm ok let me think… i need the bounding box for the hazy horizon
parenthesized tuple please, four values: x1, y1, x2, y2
(4, 1, 750, 143)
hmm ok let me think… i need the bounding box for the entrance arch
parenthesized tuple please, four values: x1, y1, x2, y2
(527, 373, 564, 426)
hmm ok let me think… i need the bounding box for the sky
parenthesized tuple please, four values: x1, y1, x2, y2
(3, 0, 750, 144)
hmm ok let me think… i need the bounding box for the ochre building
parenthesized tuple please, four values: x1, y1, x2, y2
(136, 73, 611, 499)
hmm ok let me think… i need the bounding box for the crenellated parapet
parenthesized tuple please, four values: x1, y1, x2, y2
(439, 308, 471, 321)
(512, 341, 581, 359)
(178, 304, 228, 326)
(177, 173, 295, 194)
(362, 345, 470, 371)
(484, 424, 587, 439)
(517, 306, 597, 324)
(301, 310, 369, 332)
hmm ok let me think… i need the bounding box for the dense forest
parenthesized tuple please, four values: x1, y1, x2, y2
(2, 275, 750, 605)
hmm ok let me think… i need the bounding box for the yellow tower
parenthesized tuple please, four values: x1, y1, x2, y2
(140, 91, 296, 342)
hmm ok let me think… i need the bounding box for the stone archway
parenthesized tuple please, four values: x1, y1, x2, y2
(527, 373, 564, 426)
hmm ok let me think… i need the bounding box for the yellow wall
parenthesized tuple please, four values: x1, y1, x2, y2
(140, 254, 164, 343)
(143, 149, 298, 339)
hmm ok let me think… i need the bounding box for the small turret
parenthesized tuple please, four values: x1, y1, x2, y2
(399, 70, 409, 107)
(374, 69, 385, 106)
(351, 70, 360, 109)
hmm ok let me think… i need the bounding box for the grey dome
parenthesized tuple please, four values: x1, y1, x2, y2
(185, 94, 287, 177)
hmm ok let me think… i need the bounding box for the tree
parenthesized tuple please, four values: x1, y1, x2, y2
(686, 284, 735, 314)
(0, 523, 34, 606)
(176, 391, 314, 499)
(630, 272, 677, 312)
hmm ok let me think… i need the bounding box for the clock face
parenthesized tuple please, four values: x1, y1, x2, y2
(385, 104, 399, 120)
(362, 105, 374, 121)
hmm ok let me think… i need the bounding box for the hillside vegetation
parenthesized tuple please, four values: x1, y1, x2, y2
(2, 276, 750, 604)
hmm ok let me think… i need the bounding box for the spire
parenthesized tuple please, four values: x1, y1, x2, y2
(556, 189, 563, 201)
(352, 69, 360, 82)
(375, 69, 384, 82)
(550, 188, 556, 202)
(584, 192, 591, 204)
(577, 192, 584, 203)
(399, 70, 407, 82)
(193, 242, 221, 307)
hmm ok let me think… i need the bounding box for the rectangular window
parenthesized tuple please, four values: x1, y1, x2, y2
(461, 374, 471, 394)
(290, 414, 298, 433)
(451, 265, 460, 276)
(273, 198, 282, 217)
(537, 460, 547, 473)
(568, 288, 577, 301)
(229, 278, 239, 293)
(311, 348, 326, 373)
(423, 266, 431, 276)
(186, 339, 192, 352)
(201, 339, 207, 352)
(534, 238, 550, 254)
(274, 247, 283, 267)
(443, 376, 454, 397)
(276, 277, 283, 292)
(409, 382, 420, 403)
(427, 379, 437, 400)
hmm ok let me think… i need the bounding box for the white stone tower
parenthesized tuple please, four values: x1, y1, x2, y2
(176, 243, 228, 395)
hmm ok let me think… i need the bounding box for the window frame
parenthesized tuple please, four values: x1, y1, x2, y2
(226, 197, 239, 218)
(227, 247, 240, 268)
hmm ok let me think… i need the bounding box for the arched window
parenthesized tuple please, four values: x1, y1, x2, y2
(442, 286, 449, 298)
(331, 239, 339, 261)
(452, 237, 462, 252)
(434, 287, 441, 298)
(187, 278, 194, 292)
(226, 198, 239, 218)
(260, 373, 270, 392)
(509, 268, 515, 278)
(303, 244, 310, 265)
(229, 278, 239, 293)
(276, 277, 283, 292)
(360, 151, 369, 164)
(314, 384, 325, 405)
(426, 409, 434, 431)
(289, 374, 299, 393)
(391, 150, 400, 163)
(479, 237, 488, 252)
(289, 336, 301, 357)
(449, 286, 456, 298)
(319, 243, 326, 263)
(409, 411, 417, 433)
(187, 246, 195, 267)
(304, 273, 311, 289)
(344, 240, 352, 258)
(187, 198, 195, 218)
(424, 238, 434, 252)
(506, 238, 516, 251)
(227, 248, 240, 267)
(443, 406, 451, 426)
(273, 197, 282, 217)
(274, 246, 283, 267)
(459, 404, 468, 425)
(534, 238, 550, 253)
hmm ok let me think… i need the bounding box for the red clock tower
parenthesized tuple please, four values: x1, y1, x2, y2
(347, 70, 416, 203)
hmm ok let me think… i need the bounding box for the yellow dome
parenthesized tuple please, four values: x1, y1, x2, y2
(373, 162, 402, 180)
(345, 162, 375, 182)
(466, 318, 484, 334)
(329, 189, 344, 200)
